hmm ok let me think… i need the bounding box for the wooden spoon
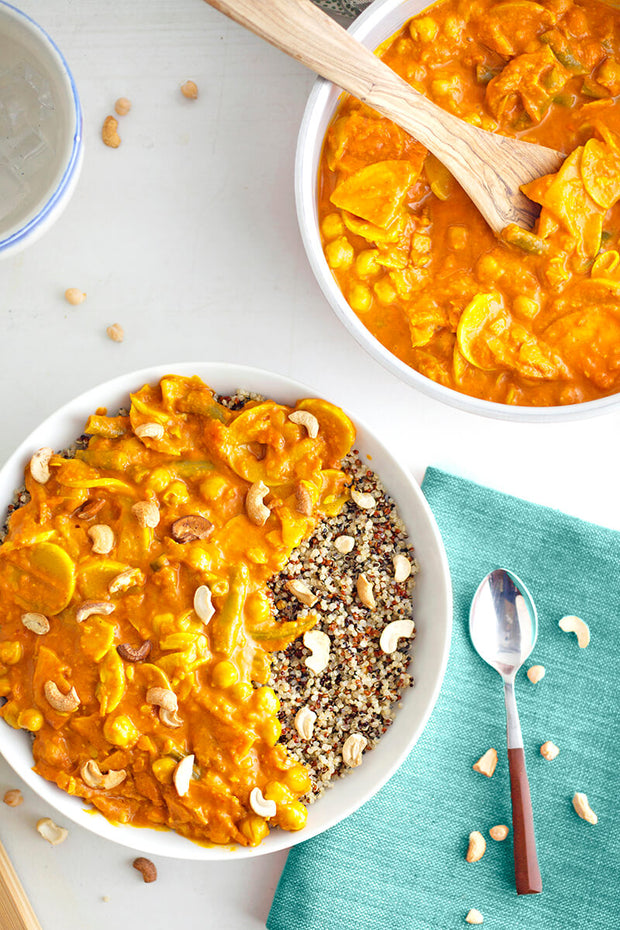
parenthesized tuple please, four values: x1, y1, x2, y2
(0, 840, 43, 930)
(203, 0, 563, 233)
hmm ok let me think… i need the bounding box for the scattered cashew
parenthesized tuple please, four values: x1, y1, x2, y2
(489, 825, 509, 841)
(29, 447, 53, 484)
(288, 410, 319, 439)
(146, 687, 178, 713)
(356, 573, 376, 609)
(559, 615, 590, 648)
(159, 706, 183, 728)
(135, 422, 164, 441)
(465, 909, 484, 925)
(379, 619, 415, 655)
(171, 514, 212, 543)
(249, 786, 276, 819)
(342, 733, 367, 768)
(81, 759, 127, 789)
(194, 585, 215, 624)
(3, 789, 23, 807)
(76, 600, 115, 623)
(295, 482, 313, 516)
(173, 754, 195, 797)
(465, 831, 486, 863)
(246, 481, 270, 526)
(572, 792, 598, 824)
(334, 535, 354, 554)
(108, 567, 144, 594)
(36, 817, 68, 845)
(102, 114, 120, 147)
(540, 741, 560, 761)
(527, 664, 546, 683)
(131, 500, 160, 528)
(21, 612, 50, 635)
(393, 553, 412, 583)
(473, 748, 498, 778)
(106, 322, 124, 342)
(117, 641, 152, 662)
(294, 706, 317, 740)
(350, 488, 375, 510)
(286, 579, 317, 608)
(73, 498, 105, 520)
(133, 857, 157, 883)
(88, 524, 115, 554)
(44, 680, 80, 713)
(181, 80, 198, 99)
(303, 630, 330, 674)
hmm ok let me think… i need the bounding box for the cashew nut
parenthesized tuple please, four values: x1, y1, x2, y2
(21, 612, 50, 635)
(473, 748, 498, 778)
(342, 733, 367, 768)
(356, 573, 376, 609)
(133, 857, 157, 883)
(288, 410, 319, 439)
(76, 600, 115, 623)
(108, 567, 144, 594)
(393, 553, 412, 583)
(466, 831, 486, 863)
(527, 664, 546, 683)
(3, 789, 23, 807)
(135, 421, 164, 441)
(131, 500, 160, 528)
(146, 687, 178, 713)
(295, 481, 313, 516)
(73, 498, 105, 520)
(246, 481, 270, 526)
(572, 792, 598, 824)
(334, 535, 354, 554)
(117, 640, 152, 662)
(173, 754, 195, 797)
(559, 615, 590, 648)
(44, 680, 80, 713)
(171, 514, 213, 543)
(465, 909, 484, 925)
(81, 759, 127, 789)
(286, 579, 317, 608)
(350, 488, 375, 510)
(194, 584, 215, 624)
(159, 706, 183, 728)
(489, 825, 509, 841)
(36, 817, 68, 845)
(88, 524, 115, 555)
(102, 114, 120, 147)
(379, 619, 414, 655)
(540, 741, 560, 761)
(249, 786, 276, 819)
(294, 706, 317, 740)
(303, 630, 330, 674)
(29, 447, 54, 484)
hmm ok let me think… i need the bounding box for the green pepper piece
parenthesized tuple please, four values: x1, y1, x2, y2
(540, 31, 585, 73)
(247, 611, 319, 649)
(502, 224, 550, 256)
(210, 563, 249, 655)
(581, 78, 609, 100)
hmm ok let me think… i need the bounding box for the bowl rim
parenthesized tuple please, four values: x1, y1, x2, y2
(294, 0, 620, 423)
(0, 361, 452, 859)
(0, 0, 83, 255)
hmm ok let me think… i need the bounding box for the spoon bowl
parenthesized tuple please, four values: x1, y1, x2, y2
(469, 568, 542, 896)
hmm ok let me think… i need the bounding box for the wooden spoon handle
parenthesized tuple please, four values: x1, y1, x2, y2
(507, 748, 543, 895)
(203, 0, 562, 232)
(0, 841, 43, 930)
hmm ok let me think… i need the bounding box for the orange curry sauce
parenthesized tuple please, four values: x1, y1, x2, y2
(0, 376, 355, 847)
(318, 0, 620, 406)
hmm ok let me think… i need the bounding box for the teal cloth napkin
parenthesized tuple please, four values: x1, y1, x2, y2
(268, 468, 620, 930)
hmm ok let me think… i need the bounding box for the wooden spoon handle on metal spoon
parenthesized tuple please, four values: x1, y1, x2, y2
(203, 0, 563, 233)
(508, 748, 543, 895)
(0, 840, 43, 930)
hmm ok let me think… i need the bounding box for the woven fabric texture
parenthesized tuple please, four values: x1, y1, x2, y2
(313, 0, 371, 18)
(268, 467, 619, 930)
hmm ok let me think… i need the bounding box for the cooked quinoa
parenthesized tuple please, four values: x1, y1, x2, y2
(2, 391, 418, 803)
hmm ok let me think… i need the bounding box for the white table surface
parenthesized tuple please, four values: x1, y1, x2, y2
(1, 2, 619, 928)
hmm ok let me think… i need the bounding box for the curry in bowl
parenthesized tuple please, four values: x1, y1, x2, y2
(318, 0, 620, 407)
(0, 375, 418, 849)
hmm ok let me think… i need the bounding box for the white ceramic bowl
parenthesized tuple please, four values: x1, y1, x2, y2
(0, 2, 83, 258)
(0, 362, 452, 859)
(295, 0, 620, 422)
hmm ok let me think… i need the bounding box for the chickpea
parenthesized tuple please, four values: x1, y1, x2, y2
(230, 682, 253, 702)
(411, 16, 438, 42)
(114, 97, 132, 116)
(260, 717, 282, 747)
(284, 765, 312, 794)
(64, 287, 86, 306)
(106, 323, 124, 343)
(373, 278, 397, 305)
(0, 642, 22, 666)
(447, 226, 468, 251)
(325, 237, 354, 270)
(355, 249, 380, 279)
(513, 296, 539, 319)
(17, 708, 44, 731)
(277, 802, 308, 832)
(264, 780, 294, 805)
(181, 80, 199, 100)
(162, 480, 189, 506)
(321, 213, 345, 240)
(152, 757, 176, 785)
(349, 283, 372, 313)
(0, 677, 11, 697)
(211, 661, 239, 689)
(252, 686, 280, 715)
(239, 814, 269, 846)
(103, 713, 140, 748)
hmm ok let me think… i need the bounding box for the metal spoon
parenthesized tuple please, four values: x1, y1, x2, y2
(469, 568, 542, 895)
(203, 0, 562, 233)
